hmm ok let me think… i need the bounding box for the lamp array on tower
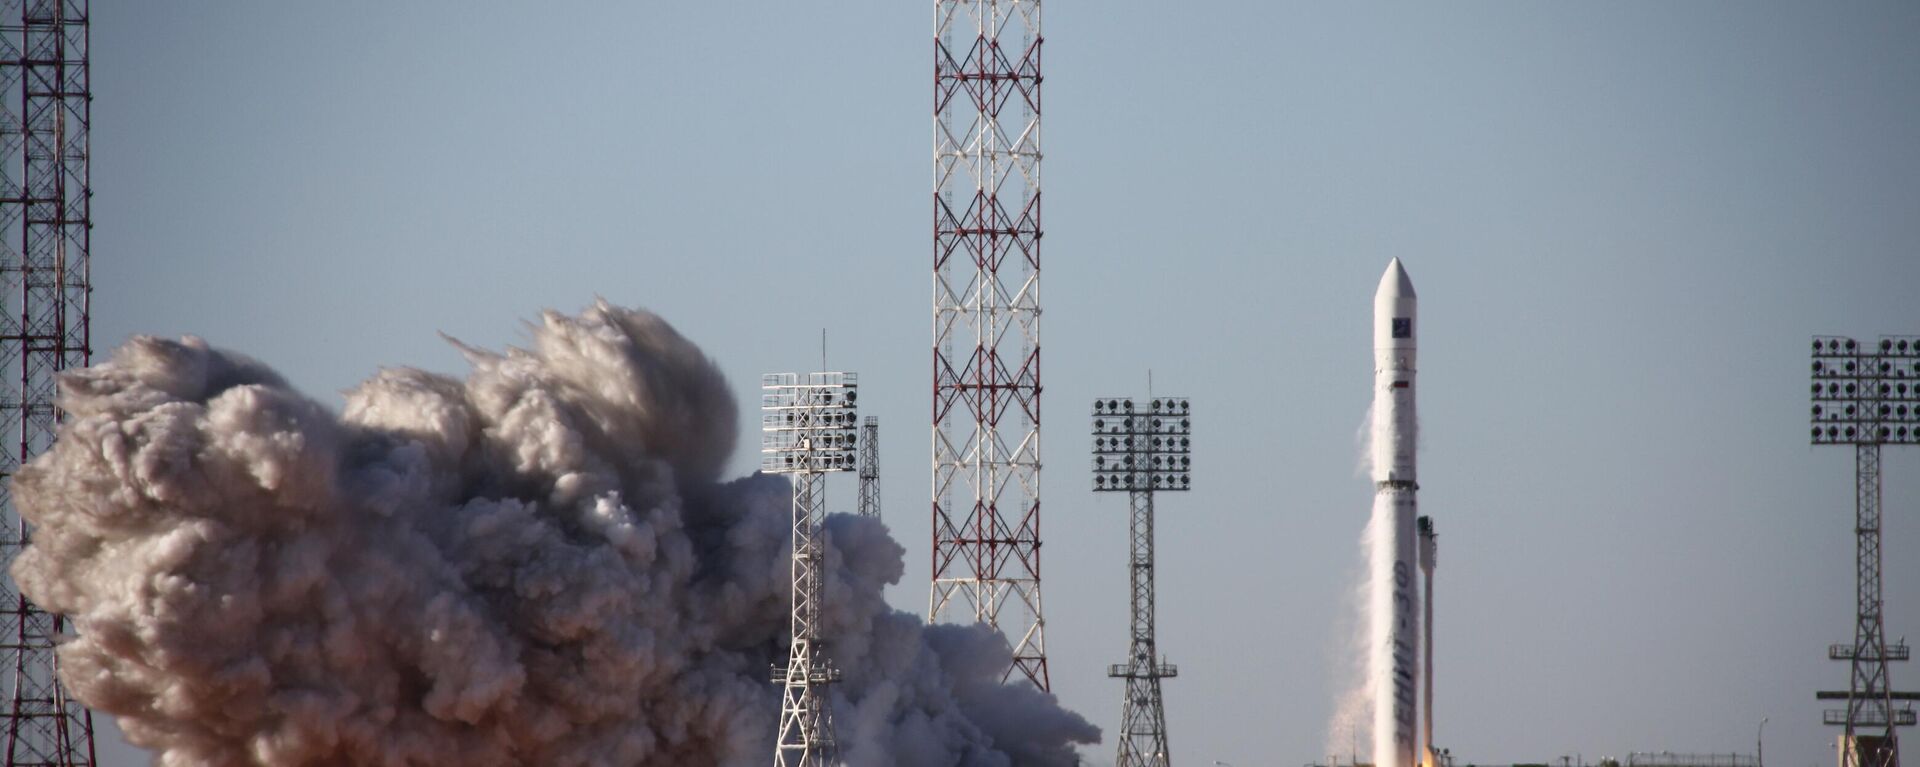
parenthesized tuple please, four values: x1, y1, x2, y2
(1092, 396, 1191, 767)
(1808, 336, 1918, 767)
(763, 372, 860, 767)
(1092, 398, 1193, 492)
(1813, 336, 1920, 445)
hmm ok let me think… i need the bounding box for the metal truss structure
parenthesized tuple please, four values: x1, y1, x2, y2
(859, 417, 880, 520)
(1093, 397, 1191, 767)
(929, 0, 1048, 690)
(1811, 336, 1920, 767)
(763, 373, 859, 767)
(0, 1, 94, 764)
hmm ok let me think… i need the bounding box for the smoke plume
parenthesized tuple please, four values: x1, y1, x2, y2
(11, 301, 1098, 767)
(1324, 405, 1376, 763)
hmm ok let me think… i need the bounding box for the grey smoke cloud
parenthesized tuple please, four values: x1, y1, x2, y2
(12, 301, 1097, 767)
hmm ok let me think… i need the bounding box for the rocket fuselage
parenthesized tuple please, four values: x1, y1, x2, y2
(1373, 259, 1417, 488)
(1372, 259, 1419, 767)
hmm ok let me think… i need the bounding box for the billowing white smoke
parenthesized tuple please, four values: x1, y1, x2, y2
(1324, 405, 1377, 763)
(1323, 533, 1376, 764)
(11, 301, 1098, 767)
(1326, 401, 1415, 767)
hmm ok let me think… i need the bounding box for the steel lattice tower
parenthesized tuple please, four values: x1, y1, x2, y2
(1092, 397, 1192, 767)
(859, 417, 880, 520)
(763, 373, 860, 767)
(1811, 336, 1918, 767)
(0, 1, 94, 765)
(929, 0, 1047, 690)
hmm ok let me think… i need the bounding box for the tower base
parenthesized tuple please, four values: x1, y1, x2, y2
(1840, 734, 1898, 767)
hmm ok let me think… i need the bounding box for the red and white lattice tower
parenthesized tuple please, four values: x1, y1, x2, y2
(0, 1, 96, 765)
(929, 0, 1048, 690)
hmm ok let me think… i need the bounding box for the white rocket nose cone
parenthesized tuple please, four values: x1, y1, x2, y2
(1376, 257, 1416, 300)
(1374, 258, 1417, 350)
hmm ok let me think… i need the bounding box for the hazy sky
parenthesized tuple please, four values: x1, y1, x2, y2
(86, 2, 1920, 766)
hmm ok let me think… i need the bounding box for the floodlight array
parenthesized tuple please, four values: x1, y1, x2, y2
(1091, 397, 1193, 492)
(762, 372, 860, 473)
(1810, 336, 1920, 445)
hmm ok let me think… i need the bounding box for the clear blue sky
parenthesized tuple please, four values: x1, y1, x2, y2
(91, 3, 1919, 766)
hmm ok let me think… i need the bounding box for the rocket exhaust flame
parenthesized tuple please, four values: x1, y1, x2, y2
(9, 302, 1097, 767)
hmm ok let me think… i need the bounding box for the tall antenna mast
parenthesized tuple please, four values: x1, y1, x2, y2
(763, 372, 860, 767)
(0, 1, 97, 764)
(929, 0, 1049, 691)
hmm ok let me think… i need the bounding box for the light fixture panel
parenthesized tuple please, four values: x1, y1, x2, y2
(1810, 335, 1920, 445)
(762, 372, 861, 473)
(1091, 396, 1194, 492)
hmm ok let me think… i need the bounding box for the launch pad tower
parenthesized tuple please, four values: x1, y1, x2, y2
(1810, 336, 1918, 767)
(929, 0, 1049, 691)
(763, 373, 860, 767)
(0, 1, 97, 765)
(1092, 397, 1192, 767)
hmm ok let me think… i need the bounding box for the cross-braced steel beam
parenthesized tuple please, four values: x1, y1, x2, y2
(0, 1, 95, 764)
(929, 0, 1048, 692)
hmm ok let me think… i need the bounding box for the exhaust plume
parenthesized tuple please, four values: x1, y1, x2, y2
(11, 301, 1097, 767)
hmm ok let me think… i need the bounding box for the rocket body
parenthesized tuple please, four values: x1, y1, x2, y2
(1373, 258, 1417, 486)
(1371, 259, 1419, 767)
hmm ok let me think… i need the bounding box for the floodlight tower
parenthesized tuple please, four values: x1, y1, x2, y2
(1092, 397, 1192, 767)
(1810, 336, 1919, 767)
(0, 2, 98, 765)
(763, 372, 860, 767)
(930, 0, 1049, 690)
(859, 417, 880, 520)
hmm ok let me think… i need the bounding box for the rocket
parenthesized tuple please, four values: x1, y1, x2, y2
(1372, 258, 1419, 767)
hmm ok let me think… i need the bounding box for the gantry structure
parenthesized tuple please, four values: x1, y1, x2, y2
(929, 0, 1049, 690)
(0, 1, 95, 765)
(1092, 397, 1191, 767)
(763, 373, 859, 767)
(1811, 336, 1919, 767)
